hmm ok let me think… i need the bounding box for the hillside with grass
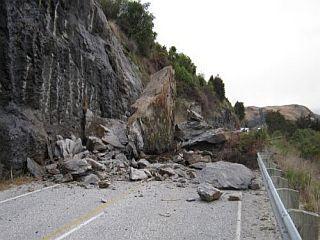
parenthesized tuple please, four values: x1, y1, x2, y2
(100, 0, 239, 129)
(265, 111, 320, 213)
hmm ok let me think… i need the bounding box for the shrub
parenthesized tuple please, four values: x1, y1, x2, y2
(290, 129, 320, 159)
(100, 0, 156, 57)
(265, 111, 296, 136)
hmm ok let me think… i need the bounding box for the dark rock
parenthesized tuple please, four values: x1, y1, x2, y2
(137, 159, 150, 169)
(0, 0, 142, 172)
(228, 194, 241, 201)
(159, 167, 176, 177)
(197, 183, 222, 202)
(128, 66, 175, 154)
(45, 163, 60, 175)
(176, 120, 227, 150)
(86, 137, 107, 152)
(98, 180, 111, 189)
(183, 151, 211, 165)
(0, 105, 48, 171)
(189, 162, 207, 170)
(187, 109, 204, 122)
(249, 179, 261, 190)
(27, 158, 45, 178)
(186, 198, 197, 202)
(130, 158, 138, 168)
(197, 161, 254, 190)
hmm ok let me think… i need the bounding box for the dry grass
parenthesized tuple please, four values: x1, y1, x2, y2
(271, 144, 320, 213)
(0, 176, 33, 191)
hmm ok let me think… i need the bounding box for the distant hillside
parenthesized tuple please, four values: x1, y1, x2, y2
(245, 104, 317, 128)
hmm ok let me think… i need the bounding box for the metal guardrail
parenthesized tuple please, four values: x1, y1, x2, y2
(257, 152, 302, 240)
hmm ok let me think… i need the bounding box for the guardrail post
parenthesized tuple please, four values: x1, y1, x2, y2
(267, 168, 283, 177)
(258, 152, 302, 240)
(271, 176, 289, 188)
(277, 188, 300, 209)
(288, 209, 320, 240)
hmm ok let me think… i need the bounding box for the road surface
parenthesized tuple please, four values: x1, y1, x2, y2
(0, 178, 281, 240)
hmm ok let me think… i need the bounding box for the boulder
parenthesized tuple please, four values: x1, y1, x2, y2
(62, 158, 92, 176)
(187, 109, 204, 122)
(197, 183, 222, 202)
(54, 138, 83, 159)
(159, 167, 176, 177)
(86, 137, 107, 152)
(129, 167, 148, 181)
(249, 178, 261, 190)
(98, 180, 111, 189)
(45, 163, 60, 175)
(137, 159, 150, 169)
(197, 161, 254, 190)
(176, 121, 227, 149)
(82, 174, 100, 185)
(183, 151, 211, 165)
(128, 66, 176, 154)
(27, 158, 45, 178)
(86, 158, 106, 171)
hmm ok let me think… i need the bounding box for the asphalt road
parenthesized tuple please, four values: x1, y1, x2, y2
(0, 178, 281, 240)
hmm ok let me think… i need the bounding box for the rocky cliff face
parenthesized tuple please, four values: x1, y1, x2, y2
(0, 0, 142, 173)
(245, 104, 316, 128)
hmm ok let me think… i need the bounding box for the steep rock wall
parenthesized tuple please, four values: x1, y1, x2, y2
(0, 0, 142, 173)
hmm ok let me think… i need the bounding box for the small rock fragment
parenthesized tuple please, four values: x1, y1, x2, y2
(129, 167, 148, 181)
(98, 180, 111, 189)
(137, 159, 150, 169)
(228, 194, 241, 201)
(82, 174, 100, 185)
(197, 183, 222, 202)
(186, 198, 197, 202)
(249, 179, 261, 190)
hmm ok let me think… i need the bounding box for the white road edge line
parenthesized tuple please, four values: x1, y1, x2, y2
(54, 212, 105, 240)
(235, 192, 243, 240)
(0, 184, 60, 204)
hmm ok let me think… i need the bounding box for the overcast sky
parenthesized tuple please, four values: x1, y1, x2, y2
(142, 0, 320, 113)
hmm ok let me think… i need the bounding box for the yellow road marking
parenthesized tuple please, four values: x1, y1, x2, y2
(42, 183, 142, 240)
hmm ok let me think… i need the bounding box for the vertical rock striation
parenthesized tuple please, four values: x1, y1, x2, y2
(0, 0, 142, 174)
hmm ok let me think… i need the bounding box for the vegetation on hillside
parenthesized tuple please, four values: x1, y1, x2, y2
(99, 0, 239, 124)
(266, 111, 320, 213)
(234, 101, 245, 121)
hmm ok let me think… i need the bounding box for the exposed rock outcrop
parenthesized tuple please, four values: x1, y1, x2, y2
(128, 66, 176, 154)
(0, 0, 143, 175)
(245, 104, 317, 128)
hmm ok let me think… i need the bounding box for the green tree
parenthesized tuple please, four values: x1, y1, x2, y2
(208, 75, 225, 101)
(100, 0, 124, 19)
(234, 101, 245, 121)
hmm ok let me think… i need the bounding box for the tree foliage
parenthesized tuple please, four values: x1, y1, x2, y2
(208, 75, 225, 101)
(291, 129, 320, 159)
(234, 101, 245, 121)
(100, 0, 156, 56)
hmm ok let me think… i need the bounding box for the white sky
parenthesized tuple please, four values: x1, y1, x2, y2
(143, 0, 320, 113)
